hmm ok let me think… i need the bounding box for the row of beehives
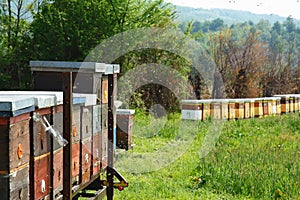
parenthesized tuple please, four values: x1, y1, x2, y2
(182, 94, 300, 120)
(0, 90, 110, 200)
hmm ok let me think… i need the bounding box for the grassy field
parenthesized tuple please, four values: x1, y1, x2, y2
(113, 112, 300, 200)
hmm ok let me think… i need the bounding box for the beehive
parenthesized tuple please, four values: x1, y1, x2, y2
(228, 99, 236, 120)
(292, 95, 299, 112)
(274, 95, 289, 114)
(220, 99, 229, 120)
(210, 100, 221, 119)
(254, 98, 263, 117)
(232, 99, 244, 119)
(181, 100, 203, 121)
(243, 99, 250, 119)
(201, 100, 212, 120)
(0, 96, 34, 200)
(116, 109, 135, 150)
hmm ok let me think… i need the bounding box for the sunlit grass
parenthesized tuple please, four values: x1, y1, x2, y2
(113, 113, 300, 199)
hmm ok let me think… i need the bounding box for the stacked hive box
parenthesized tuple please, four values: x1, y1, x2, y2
(0, 96, 34, 200)
(220, 99, 229, 120)
(181, 100, 203, 120)
(243, 99, 250, 118)
(292, 95, 299, 112)
(116, 109, 135, 150)
(201, 100, 212, 120)
(210, 100, 221, 119)
(294, 94, 300, 112)
(274, 95, 289, 114)
(0, 91, 65, 199)
(254, 98, 263, 117)
(29, 61, 119, 198)
(228, 99, 236, 120)
(74, 94, 97, 184)
(247, 99, 255, 118)
(232, 99, 244, 119)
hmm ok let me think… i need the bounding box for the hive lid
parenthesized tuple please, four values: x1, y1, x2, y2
(227, 99, 244, 103)
(117, 109, 135, 115)
(0, 96, 35, 117)
(30, 61, 119, 74)
(181, 100, 202, 104)
(73, 93, 97, 106)
(0, 91, 64, 108)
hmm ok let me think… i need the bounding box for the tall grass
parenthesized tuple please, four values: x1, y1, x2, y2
(114, 113, 300, 199)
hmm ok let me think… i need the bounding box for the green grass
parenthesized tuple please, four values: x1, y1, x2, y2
(113, 112, 300, 200)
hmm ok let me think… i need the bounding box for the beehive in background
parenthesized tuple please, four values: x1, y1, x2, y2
(201, 100, 212, 120)
(116, 109, 135, 150)
(254, 98, 263, 117)
(181, 100, 203, 121)
(220, 99, 229, 120)
(274, 95, 289, 114)
(210, 100, 221, 119)
(228, 99, 236, 120)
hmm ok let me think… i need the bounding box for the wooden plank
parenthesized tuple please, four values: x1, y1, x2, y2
(34, 154, 51, 199)
(93, 105, 101, 135)
(53, 148, 63, 192)
(0, 164, 29, 200)
(92, 134, 101, 176)
(62, 72, 73, 200)
(9, 119, 30, 170)
(81, 106, 93, 139)
(101, 104, 108, 131)
(33, 113, 51, 156)
(72, 142, 80, 182)
(81, 138, 92, 184)
(72, 105, 81, 143)
(101, 78, 108, 104)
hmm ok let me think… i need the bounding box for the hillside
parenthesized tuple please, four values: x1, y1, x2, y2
(174, 6, 300, 26)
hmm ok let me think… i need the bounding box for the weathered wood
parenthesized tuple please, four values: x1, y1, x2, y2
(0, 117, 30, 172)
(53, 148, 63, 192)
(81, 168, 91, 185)
(33, 109, 52, 156)
(92, 134, 101, 176)
(93, 105, 101, 135)
(71, 142, 80, 181)
(81, 106, 93, 139)
(62, 72, 73, 200)
(0, 164, 29, 200)
(102, 78, 108, 104)
(72, 105, 81, 143)
(107, 73, 115, 200)
(101, 104, 108, 131)
(81, 138, 92, 184)
(52, 105, 64, 151)
(34, 153, 51, 199)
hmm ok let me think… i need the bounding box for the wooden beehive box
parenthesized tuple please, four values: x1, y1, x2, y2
(116, 109, 135, 150)
(0, 96, 35, 200)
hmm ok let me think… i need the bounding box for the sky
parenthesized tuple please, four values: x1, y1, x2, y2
(165, 0, 300, 19)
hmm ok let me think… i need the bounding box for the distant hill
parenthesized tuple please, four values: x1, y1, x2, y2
(174, 6, 300, 26)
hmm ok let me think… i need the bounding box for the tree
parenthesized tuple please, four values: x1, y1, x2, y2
(209, 28, 268, 98)
(0, 0, 37, 89)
